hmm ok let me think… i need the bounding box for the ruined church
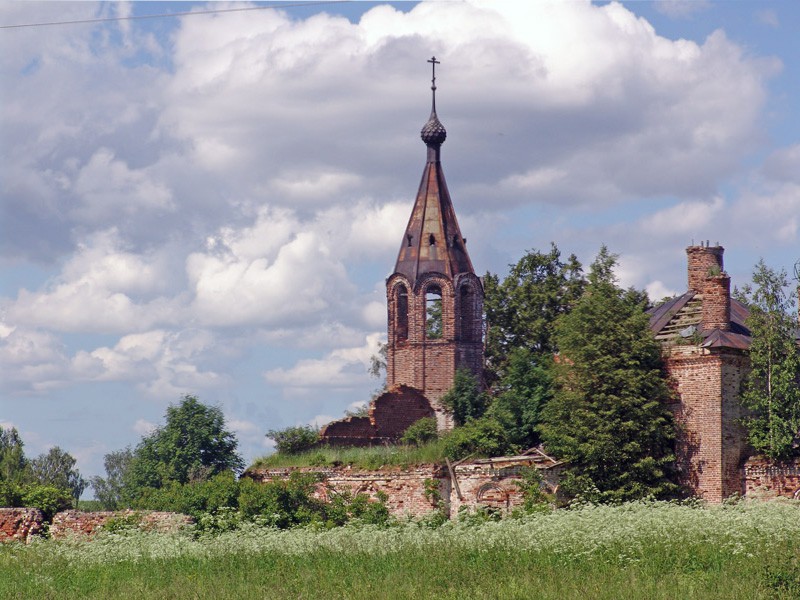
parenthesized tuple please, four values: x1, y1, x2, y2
(319, 60, 800, 503)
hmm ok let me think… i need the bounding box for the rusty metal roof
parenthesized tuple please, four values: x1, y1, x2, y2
(648, 291, 753, 350)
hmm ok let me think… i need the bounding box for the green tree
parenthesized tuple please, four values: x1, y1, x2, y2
(90, 447, 134, 510)
(29, 446, 87, 504)
(127, 395, 244, 490)
(484, 243, 584, 383)
(737, 260, 800, 460)
(440, 368, 488, 426)
(486, 347, 553, 449)
(538, 247, 678, 502)
(0, 426, 27, 485)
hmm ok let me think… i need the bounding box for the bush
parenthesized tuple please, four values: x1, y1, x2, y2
(266, 426, 320, 455)
(20, 484, 73, 520)
(442, 417, 512, 460)
(132, 472, 240, 518)
(401, 418, 438, 447)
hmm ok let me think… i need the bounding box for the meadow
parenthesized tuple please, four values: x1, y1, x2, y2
(2, 500, 799, 599)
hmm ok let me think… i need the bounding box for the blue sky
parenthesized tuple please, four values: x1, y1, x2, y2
(2, 1, 799, 492)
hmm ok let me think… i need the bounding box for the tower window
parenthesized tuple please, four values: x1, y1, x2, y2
(425, 284, 443, 339)
(396, 284, 408, 341)
(460, 284, 478, 342)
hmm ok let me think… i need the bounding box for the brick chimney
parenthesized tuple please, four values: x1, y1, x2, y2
(686, 244, 730, 331)
(686, 244, 724, 293)
(701, 273, 731, 331)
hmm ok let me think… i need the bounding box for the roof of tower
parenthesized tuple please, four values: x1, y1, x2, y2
(393, 58, 474, 283)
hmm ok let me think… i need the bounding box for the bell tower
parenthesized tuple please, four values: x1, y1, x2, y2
(385, 57, 484, 430)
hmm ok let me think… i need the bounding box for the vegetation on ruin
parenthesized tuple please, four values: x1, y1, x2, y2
(736, 260, 800, 460)
(3, 500, 800, 599)
(249, 438, 451, 470)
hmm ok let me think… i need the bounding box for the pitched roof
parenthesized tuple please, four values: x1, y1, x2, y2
(648, 291, 752, 350)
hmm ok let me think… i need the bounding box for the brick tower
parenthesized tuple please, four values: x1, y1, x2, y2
(649, 243, 751, 501)
(385, 58, 484, 431)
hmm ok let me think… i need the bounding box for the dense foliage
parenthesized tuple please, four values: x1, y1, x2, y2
(92, 396, 244, 510)
(538, 247, 678, 502)
(0, 426, 83, 516)
(483, 243, 584, 383)
(439, 368, 488, 426)
(737, 261, 800, 460)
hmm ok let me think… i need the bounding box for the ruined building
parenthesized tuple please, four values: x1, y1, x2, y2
(649, 244, 752, 502)
(321, 58, 483, 444)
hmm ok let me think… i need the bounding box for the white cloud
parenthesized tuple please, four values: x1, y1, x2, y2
(654, 1, 712, 19)
(640, 197, 725, 236)
(133, 419, 157, 436)
(264, 332, 383, 389)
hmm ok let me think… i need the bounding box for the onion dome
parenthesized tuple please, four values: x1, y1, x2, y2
(421, 113, 447, 147)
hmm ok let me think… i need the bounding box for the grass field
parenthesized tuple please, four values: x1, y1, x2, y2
(2, 500, 800, 599)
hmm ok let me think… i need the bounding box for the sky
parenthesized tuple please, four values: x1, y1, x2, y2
(2, 0, 799, 491)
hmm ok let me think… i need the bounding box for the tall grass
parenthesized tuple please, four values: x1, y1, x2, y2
(2, 500, 800, 599)
(249, 439, 450, 470)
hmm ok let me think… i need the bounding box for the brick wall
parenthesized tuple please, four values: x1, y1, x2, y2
(663, 346, 749, 502)
(320, 385, 435, 445)
(0, 508, 44, 543)
(386, 271, 484, 432)
(744, 457, 800, 499)
(49, 510, 193, 538)
(248, 461, 562, 519)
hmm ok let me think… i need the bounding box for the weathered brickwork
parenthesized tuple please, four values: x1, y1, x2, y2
(701, 275, 731, 331)
(320, 385, 435, 445)
(744, 457, 800, 499)
(0, 507, 44, 543)
(653, 244, 753, 503)
(248, 457, 563, 519)
(0, 509, 191, 543)
(686, 245, 724, 292)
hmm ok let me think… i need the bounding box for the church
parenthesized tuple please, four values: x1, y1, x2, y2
(320, 59, 800, 503)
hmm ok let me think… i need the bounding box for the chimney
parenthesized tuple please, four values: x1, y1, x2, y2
(686, 244, 724, 293)
(702, 272, 731, 331)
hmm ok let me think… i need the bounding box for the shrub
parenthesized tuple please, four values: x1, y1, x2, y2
(20, 484, 73, 520)
(266, 426, 320, 455)
(442, 417, 512, 460)
(401, 417, 438, 447)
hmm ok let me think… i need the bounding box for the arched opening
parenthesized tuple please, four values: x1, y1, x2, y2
(395, 284, 408, 341)
(459, 284, 478, 342)
(425, 284, 443, 340)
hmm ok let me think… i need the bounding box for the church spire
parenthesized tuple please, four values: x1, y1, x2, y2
(394, 57, 474, 283)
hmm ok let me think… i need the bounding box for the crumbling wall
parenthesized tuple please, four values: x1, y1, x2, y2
(49, 510, 193, 538)
(0, 508, 44, 543)
(320, 385, 435, 446)
(744, 457, 800, 500)
(247, 462, 562, 519)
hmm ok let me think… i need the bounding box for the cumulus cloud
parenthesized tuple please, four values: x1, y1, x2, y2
(264, 332, 383, 389)
(654, 1, 712, 19)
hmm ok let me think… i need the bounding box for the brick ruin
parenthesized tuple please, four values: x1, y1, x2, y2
(0, 508, 192, 543)
(246, 452, 564, 519)
(648, 243, 800, 502)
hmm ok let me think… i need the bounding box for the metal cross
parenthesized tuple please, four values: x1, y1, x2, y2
(427, 56, 440, 90)
(427, 56, 440, 113)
